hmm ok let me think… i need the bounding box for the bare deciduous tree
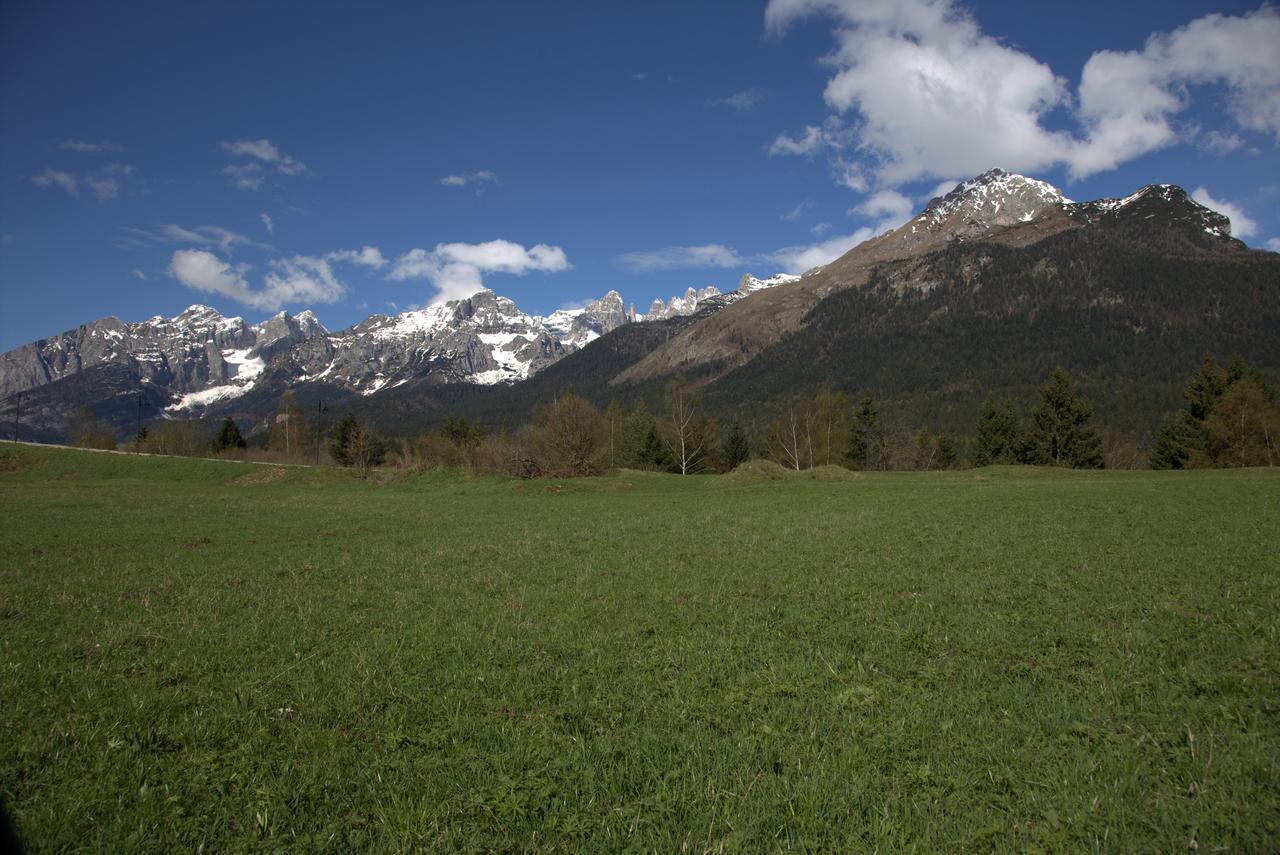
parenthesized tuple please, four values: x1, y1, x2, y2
(660, 377, 713, 475)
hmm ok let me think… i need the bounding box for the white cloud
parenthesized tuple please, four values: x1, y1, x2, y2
(1267, 237, 1280, 252)
(84, 176, 120, 200)
(260, 213, 274, 235)
(1190, 187, 1257, 238)
(1200, 130, 1246, 155)
(221, 139, 280, 161)
(439, 170, 499, 190)
(325, 246, 387, 269)
(35, 163, 136, 200)
(716, 88, 768, 111)
(766, 227, 880, 274)
(764, 2, 1280, 186)
(131, 269, 147, 280)
(389, 239, 571, 302)
(767, 117, 867, 190)
(59, 139, 123, 153)
(220, 138, 309, 188)
(121, 223, 268, 253)
(615, 244, 743, 273)
(32, 169, 78, 196)
(853, 189, 913, 225)
(222, 163, 264, 191)
(168, 249, 346, 311)
(810, 222, 832, 236)
(781, 201, 812, 221)
(925, 178, 962, 202)
(168, 250, 256, 306)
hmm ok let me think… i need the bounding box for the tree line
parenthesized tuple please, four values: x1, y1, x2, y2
(69, 358, 1275, 476)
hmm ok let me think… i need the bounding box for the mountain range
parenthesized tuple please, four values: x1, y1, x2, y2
(3, 168, 1277, 445)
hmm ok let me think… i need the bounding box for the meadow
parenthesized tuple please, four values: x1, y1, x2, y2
(1, 445, 1277, 851)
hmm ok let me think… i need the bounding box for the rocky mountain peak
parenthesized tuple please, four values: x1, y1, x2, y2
(922, 168, 1068, 229)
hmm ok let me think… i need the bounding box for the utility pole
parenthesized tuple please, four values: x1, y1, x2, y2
(11, 391, 24, 443)
(135, 394, 147, 453)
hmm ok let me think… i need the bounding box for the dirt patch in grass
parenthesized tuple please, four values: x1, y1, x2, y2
(229, 467, 289, 486)
(0, 450, 30, 474)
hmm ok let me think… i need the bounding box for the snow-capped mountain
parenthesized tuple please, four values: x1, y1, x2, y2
(0, 272, 800, 423)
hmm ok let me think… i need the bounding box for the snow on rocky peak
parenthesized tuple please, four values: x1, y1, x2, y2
(921, 168, 1069, 230)
(737, 272, 801, 294)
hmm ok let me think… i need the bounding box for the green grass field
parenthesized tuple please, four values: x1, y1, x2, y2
(1, 445, 1277, 851)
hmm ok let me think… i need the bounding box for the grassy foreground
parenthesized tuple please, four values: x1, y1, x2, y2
(1, 446, 1277, 851)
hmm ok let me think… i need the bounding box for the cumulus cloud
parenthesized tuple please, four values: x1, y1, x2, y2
(614, 244, 744, 273)
(765, 228, 880, 274)
(388, 239, 570, 302)
(325, 246, 387, 268)
(439, 170, 499, 190)
(1190, 187, 1258, 238)
(59, 139, 123, 153)
(168, 249, 346, 311)
(765, 1, 1280, 186)
(260, 213, 274, 235)
(715, 88, 769, 111)
(32, 169, 78, 196)
(853, 189, 913, 224)
(1267, 237, 1280, 252)
(220, 138, 309, 189)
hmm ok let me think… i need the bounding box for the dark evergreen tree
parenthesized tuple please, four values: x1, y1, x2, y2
(846, 391, 887, 470)
(210, 417, 246, 453)
(1149, 410, 1201, 469)
(620, 401, 669, 470)
(934, 432, 957, 469)
(723, 422, 750, 469)
(329, 412, 359, 466)
(1184, 355, 1227, 421)
(1025, 368, 1104, 468)
(442, 416, 483, 450)
(971, 394, 1020, 466)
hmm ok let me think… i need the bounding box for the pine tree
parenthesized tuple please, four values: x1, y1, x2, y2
(1184, 355, 1227, 421)
(1150, 410, 1200, 469)
(210, 417, 246, 453)
(934, 432, 957, 469)
(1025, 368, 1104, 468)
(971, 394, 1020, 466)
(329, 412, 359, 466)
(621, 401, 668, 470)
(846, 391, 887, 470)
(723, 422, 750, 469)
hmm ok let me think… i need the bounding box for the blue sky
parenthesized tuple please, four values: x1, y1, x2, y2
(1, 0, 1277, 351)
